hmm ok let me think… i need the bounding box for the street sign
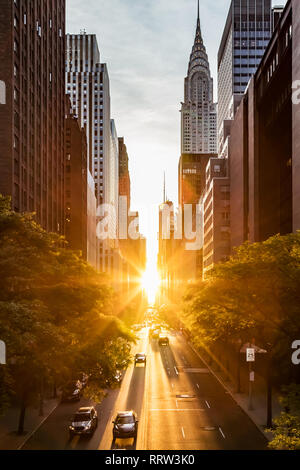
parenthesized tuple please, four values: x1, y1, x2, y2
(246, 348, 255, 362)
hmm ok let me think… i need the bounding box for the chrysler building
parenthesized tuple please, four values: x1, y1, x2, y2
(181, 2, 217, 154)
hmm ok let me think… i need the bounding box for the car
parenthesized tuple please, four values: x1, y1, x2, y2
(158, 335, 169, 346)
(61, 381, 83, 402)
(69, 407, 98, 437)
(134, 353, 146, 366)
(112, 411, 138, 441)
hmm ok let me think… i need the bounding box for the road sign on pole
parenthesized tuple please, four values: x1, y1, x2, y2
(246, 348, 255, 362)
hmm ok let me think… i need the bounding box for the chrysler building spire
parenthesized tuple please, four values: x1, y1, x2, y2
(180, 1, 217, 155)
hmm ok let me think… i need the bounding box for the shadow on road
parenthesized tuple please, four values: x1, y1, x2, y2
(110, 437, 137, 450)
(158, 343, 180, 382)
(125, 365, 146, 416)
(101, 365, 146, 451)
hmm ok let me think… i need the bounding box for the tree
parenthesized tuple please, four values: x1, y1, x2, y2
(157, 303, 182, 330)
(183, 233, 300, 379)
(268, 384, 300, 450)
(0, 196, 134, 433)
(182, 233, 300, 431)
(0, 300, 69, 433)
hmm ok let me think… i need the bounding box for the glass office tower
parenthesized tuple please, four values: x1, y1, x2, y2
(218, 0, 272, 153)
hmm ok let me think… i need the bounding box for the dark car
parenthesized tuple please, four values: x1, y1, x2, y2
(158, 335, 169, 346)
(112, 411, 138, 441)
(134, 353, 146, 366)
(61, 380, 83, 402)
(69, 407, 98, 437)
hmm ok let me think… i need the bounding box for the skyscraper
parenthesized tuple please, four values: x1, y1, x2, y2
(158, 200, 182, 301)
(109, 119, 119, 236)
(0, 0, 66, 233)
(66, 33, 115, 271)
(105, 119, 119, 276)
(65, 105, 97, 268)
(118, 137, 131, 210)
(228, 0, 300, 247)
(181, 1, 217, 155)
(66, 34, 111, 208)
(202, 158, 230, 278)
(218, 0, 272, 153)
(178, 153, 211, 207)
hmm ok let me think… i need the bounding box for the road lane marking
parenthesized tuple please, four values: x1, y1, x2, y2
(205, 400, 211, 409)
(174, 366, 179, 375)
(219, 427, 226, 439)
(150, 409, 205, 412)
(181, 427, 186, 439)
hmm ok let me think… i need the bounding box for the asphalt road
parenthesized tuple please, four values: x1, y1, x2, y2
(22, 328, 268, 450)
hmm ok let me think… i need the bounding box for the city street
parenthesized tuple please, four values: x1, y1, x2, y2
(22, 328, 267, 451)
(1, 0, 299, 454)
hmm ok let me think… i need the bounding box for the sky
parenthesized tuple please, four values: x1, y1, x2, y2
(66, 0, 286, 263)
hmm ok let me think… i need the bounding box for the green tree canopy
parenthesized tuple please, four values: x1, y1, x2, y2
(183, 233, 300, 381)
(0, 196, 134, 431)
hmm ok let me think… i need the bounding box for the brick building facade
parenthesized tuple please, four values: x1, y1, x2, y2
(0, 0, 66, 234)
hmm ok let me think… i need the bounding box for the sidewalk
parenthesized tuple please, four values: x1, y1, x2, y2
(189, 343, 282, 441)
(0, 397, 60, 450)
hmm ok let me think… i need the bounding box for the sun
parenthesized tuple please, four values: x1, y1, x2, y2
(141, 262, 160, 305)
